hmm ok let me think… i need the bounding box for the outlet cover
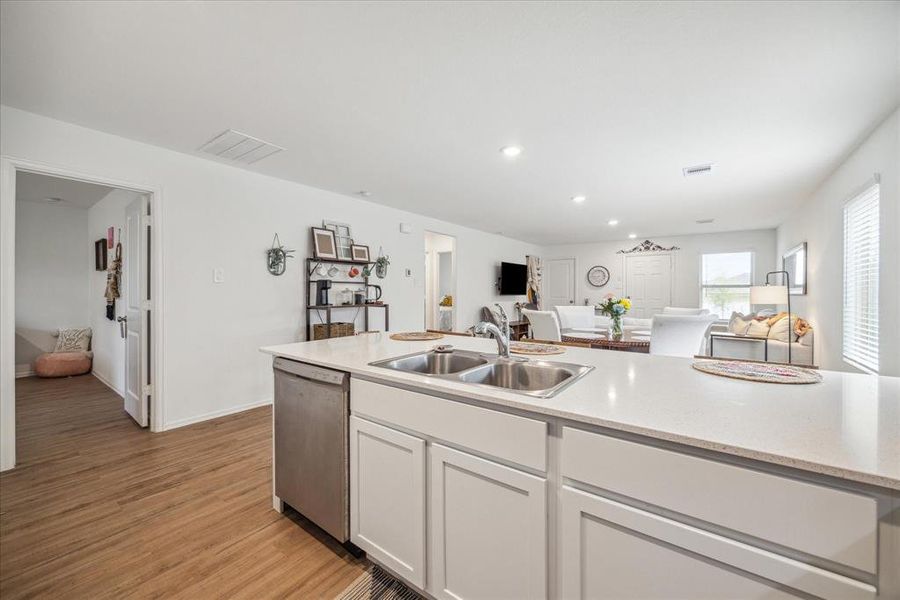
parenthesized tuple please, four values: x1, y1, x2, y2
(213, 268, 224, 283)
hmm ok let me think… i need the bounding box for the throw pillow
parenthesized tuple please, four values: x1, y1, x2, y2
(54, 327, 92, 352)
(746, 319, 770, 337)
(727, 312, 752, 334)
(767, 316, 797, 343)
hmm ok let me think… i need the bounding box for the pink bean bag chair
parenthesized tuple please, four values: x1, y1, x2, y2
(34, 351, 93, 378)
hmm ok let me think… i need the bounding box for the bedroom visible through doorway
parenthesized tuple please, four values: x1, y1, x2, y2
(424, 231, 457, 332)
(12, 171, 154, 434)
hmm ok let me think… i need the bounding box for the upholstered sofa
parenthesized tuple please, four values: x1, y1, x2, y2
(709, 313, 815, 366)
(593, 306, 712, 330)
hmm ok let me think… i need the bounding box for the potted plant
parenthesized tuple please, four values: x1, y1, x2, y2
(374, 254, 390, 279)
(597, 294, 632, 341)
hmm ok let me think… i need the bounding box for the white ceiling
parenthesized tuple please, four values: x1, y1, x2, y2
(2, 1, 898, 244)
(15, 171, 114, 209)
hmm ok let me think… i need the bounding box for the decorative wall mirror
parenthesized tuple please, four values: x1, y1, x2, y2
(782, 242, 807, 295)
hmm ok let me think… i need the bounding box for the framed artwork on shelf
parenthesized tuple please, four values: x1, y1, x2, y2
(782, 242, 807, 295)
(350, 244, 370, 262)
(323, 220, 353, 260)
(312, 227, 338, 260)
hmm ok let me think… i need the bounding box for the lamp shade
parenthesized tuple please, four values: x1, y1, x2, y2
(750, 285, 788, 305)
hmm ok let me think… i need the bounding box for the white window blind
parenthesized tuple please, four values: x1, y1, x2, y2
(842, 183, 879, 373)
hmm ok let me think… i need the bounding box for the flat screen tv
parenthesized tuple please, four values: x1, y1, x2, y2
(499, 261, 527, 295)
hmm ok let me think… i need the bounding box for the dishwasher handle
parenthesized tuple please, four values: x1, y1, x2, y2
(273, 357, 349, 388)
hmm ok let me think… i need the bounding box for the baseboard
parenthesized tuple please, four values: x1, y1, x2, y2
(91, 371, 124, 398)
(163, 397, 273, 431)
(15, 368, 34, 378)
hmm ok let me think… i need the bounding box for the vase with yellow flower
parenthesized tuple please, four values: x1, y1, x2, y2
(597, 294, 631, 341)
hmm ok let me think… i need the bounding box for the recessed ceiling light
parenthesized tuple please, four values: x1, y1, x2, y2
(571, 195, 586, 204)
(500, 145, 522, 158)
(607, 219, 619, 226)
(628, 233, 637, 239)
(44, 197, 63, 203)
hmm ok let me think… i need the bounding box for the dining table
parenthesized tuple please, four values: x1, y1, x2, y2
(562, 327, 652, 353)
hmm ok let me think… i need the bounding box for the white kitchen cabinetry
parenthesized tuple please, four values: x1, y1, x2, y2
(429, 443, 546, 600)
(349, 415, 426, 588)
(560, 485, 876, 600)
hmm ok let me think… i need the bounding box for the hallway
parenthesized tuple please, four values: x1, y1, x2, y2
(0, 375, 365, 599)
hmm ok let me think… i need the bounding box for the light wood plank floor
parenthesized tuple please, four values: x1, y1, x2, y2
(1, 375, 366, 599)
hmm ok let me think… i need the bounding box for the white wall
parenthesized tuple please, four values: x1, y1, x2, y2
(14, 199, 90, 371)
(1, 106, 539, 435)
(777, 109, 899, 376)
(87, 189, 138, 395)
(544, 229, 777, 315)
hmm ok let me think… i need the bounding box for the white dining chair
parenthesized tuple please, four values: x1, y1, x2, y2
(555, 306, 603, 332)
(522, 309, 562, 341)
(649, 314, 718, 358)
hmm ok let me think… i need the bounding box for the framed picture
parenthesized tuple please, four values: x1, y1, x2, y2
(351, 244, 370, 262)
(782, 242, 807, 295)
(312, 227, 338, 260)
(323, 220, 353, 260)
(94, 239, 107, 271)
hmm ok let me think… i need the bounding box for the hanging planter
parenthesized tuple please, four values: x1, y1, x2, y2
(266, 233, 294, 276)
(374, 247, 390, 279)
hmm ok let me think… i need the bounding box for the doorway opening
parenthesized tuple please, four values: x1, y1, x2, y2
(1, 159, 162, 471)
(424, 232, 456, 332)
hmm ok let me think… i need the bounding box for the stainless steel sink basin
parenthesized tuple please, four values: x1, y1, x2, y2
(374, 351, 489, 375)
(458, 361, 580, 392)
(370, 349, 592, 398)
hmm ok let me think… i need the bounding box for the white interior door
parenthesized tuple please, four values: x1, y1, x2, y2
(625, 254, 672, 318)
(123, 195, 149, 427)
(545, 258, 575, 308)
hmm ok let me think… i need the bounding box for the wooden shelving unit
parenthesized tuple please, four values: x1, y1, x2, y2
(305, 257, 389, 340)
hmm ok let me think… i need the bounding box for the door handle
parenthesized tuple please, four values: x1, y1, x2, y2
(117, 316, 127, 339)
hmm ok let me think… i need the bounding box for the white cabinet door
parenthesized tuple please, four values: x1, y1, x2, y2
(560, 486, 874, 600)
(350, 416, 426, 588)
(429, 443, 547, 600)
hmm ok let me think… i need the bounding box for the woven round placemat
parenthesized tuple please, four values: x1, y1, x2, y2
(510, 342, 566, 355)
(389, 332, 444, 341)
(692, 359, 822, 384)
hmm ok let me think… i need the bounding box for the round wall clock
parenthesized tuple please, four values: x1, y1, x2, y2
(587, 265, 610, 288)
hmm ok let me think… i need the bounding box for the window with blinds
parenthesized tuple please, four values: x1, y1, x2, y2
(842, 182, 879, 373)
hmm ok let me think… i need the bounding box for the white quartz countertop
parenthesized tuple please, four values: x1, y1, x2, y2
(261, 334, 900, 490)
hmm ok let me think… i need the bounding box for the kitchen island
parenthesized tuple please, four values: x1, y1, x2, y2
(261, 334, 899, 600)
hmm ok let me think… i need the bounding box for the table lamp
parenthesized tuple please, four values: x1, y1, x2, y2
(750, 270, 791, 364)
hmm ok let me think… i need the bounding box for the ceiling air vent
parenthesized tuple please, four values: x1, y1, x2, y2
(696, 218, 715, 224)
(199, 129, 284, 164)
(682, 163, 715, 177)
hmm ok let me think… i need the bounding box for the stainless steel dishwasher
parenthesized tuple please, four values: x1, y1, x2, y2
(273, 357, 351, 544)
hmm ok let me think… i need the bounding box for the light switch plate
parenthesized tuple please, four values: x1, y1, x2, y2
(213, 268, 224, 283)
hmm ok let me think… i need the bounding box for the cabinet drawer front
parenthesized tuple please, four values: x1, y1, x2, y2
(350, 416, 426, 588)
(430, 444, 547, 600)
(352, 378, 547, 471)
(561, 486, 875, 600)
(561, 427, 877, 573)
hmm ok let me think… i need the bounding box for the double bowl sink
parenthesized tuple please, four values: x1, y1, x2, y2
(369, 349, 593, 398)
